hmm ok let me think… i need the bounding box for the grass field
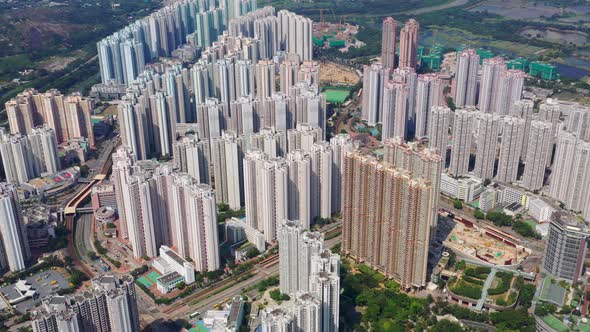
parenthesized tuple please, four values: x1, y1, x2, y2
(324, 88, 351, 103)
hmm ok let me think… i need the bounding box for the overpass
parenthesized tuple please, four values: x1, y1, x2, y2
(63, 174, 107, 277)
(63, 136, 119, 277)
(76, 207, 95, 213)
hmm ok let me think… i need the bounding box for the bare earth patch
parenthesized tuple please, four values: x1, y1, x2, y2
(39, 50, 85, 71)
(320, 61, 360, 85)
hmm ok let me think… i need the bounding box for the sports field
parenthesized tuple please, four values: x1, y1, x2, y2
(324, 88, 351, 103)
(136, 271, 161, 288)
(137, 276, 153, 288)
(147, 271, 161, 282)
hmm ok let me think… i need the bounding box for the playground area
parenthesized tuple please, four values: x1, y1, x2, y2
(136, 271, 161, 288)
(444, 220, 530, 266)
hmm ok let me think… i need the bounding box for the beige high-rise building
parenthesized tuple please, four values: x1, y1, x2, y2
(473, 112, 500, 180)
(381, 17, 397, 69)
(496, 116, 525, 183)
(398, 19, 419, 69)
(244, 150, 288, 242)
(549, 131, 590, 221)
(31, 274, 140, 332)
(510, 99, 534, 159)
(522, 120, 553, 191)
(256, 60, 276, 99)
(278, 220, 324, 294)
(495, 69, 524, 115)
(381, 81, 409, 141)
(415, 74, 444, 138)
(329, 134, 354, 214)
(427, 106, 451, 161)
(537, 99, 562, 167)
(111, 147, 137, 239)
(361, 63, 388, 125)
(286, 123, 323, 153)
(286, 150, 312, 229)
(5, 89, 94, 147)
(0, 183, 30, 272)
(454, 49, 479, 108)
(63, 93, 95, 147)
(30, 124, 61, 175)
(449, 108, 476, 176)
(478, 57, 506, 114)
(309, 142, 332, 220)
(383, 137, 442, 234)
(342, 150, 435, 290)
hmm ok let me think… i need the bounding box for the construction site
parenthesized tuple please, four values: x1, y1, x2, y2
(443, 216, 532, 267)
(312, 9, 363, 52)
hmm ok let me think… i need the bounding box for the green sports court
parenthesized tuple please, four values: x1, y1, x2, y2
(136, 276, 153, 288)
(324, 87, 351, 104)
(147, 271, 161, 283)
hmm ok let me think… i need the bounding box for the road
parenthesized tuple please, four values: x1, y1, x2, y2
(74, 213, 104, 273)
(181, 236, 339, 316)
(141, 235, 341, 329)
(64, 134, 120, 278)
(397, 0, 470, 15)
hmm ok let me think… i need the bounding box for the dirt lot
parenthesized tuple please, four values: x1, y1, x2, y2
(320, 61, 360, 85)
(39, 50, 85, 71)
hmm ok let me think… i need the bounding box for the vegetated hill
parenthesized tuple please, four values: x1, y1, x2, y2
(0, 0, 160, 60)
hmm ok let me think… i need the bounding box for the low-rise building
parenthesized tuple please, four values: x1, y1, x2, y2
(494, 182, 527, 206)
(152, 246, 195, 294)
(91, 182, 117, 210)
(95, 206, 116, 223)
(225, 217, 266, 253)
(503, 202, 524, 217)
(441, 173, 483, 202)
(201, 296, 245, 332)
(478, 188, 499, 212)
(527, 197, 557, 223)
(21, 167, 80, 198)
(156, 272, 184, 294)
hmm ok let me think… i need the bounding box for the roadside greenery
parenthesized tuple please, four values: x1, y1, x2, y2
(341, 258, 536, 330)
(269, 289, 290, 303)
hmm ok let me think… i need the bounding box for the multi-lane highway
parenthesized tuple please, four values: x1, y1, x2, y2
(64, 135, 120, 277)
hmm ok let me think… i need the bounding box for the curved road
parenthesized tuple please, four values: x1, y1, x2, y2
(396, 0, 470, 15)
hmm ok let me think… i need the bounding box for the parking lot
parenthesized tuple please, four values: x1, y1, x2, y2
(0, 269, 70, 313)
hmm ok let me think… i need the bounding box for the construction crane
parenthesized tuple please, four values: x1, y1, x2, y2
(319, 8, 337, 25)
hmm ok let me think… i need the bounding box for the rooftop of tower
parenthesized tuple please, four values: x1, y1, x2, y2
(551, 211, 589, 231)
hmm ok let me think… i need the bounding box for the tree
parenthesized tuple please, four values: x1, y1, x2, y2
(513, 221, 541, 239)
(87, 251, 97, 260)
(217, 203, 229, 212)
(535, 303, 557, 317)
(474, 209, 485, 219)
(176, 281, 186, 290)
(64, 256, 73, 266)
(430, 320, 465, 332)
(446, 96, 456, 111)
(487, 211, 513, 226)
(453, 199, 463, 210)
(455, 260, 466, 271)
(269, 289, 290, 303)
(245, 247, 261, 259)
